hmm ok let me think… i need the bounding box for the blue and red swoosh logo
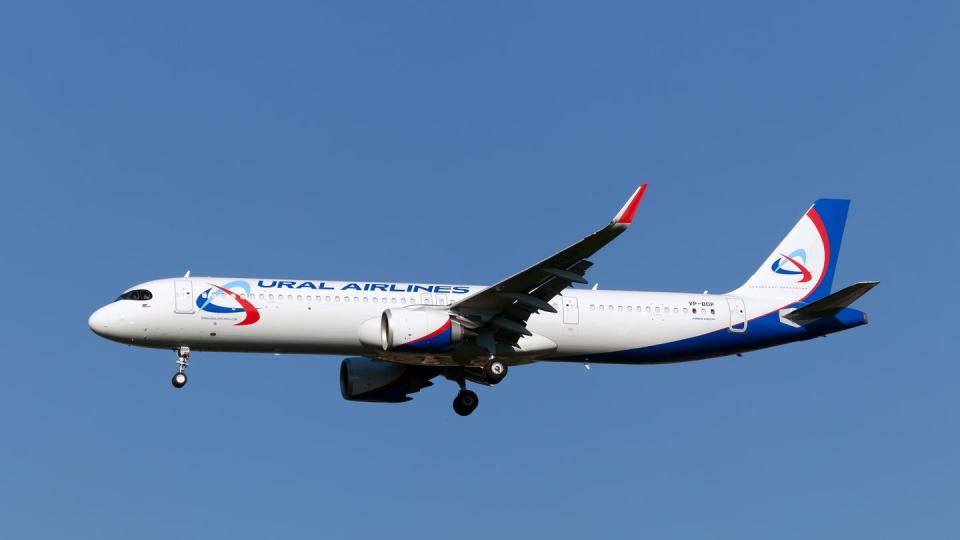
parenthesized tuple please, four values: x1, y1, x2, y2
(196, 280, 260, 326)
(771, 249, 813, 283)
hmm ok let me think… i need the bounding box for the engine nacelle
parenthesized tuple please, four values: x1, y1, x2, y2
(339, 357, 435, 403)
(380, 309, 463, 352)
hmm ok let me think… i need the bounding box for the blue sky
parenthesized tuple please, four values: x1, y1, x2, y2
(0, 2, 956, 538)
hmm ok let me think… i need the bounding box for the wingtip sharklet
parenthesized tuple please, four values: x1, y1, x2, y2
(612, 184, 648, 225)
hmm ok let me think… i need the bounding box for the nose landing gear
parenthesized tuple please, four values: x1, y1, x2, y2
(172, 347, 189, 388)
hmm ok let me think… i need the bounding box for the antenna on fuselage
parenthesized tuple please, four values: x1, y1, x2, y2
(184, 270, 191, 278)
(592, 283, 599, 290)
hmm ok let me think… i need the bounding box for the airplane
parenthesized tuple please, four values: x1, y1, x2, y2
(88, 185, 877, 416)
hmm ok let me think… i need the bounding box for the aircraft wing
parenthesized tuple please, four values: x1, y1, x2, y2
(449, 184, 647, 343)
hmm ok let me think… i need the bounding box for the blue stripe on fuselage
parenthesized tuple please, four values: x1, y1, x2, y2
(565, 307, 867, 365)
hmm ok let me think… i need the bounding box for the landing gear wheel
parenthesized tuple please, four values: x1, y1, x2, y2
(172, 346, 190, 389)
(483, 360, 508, 385)
(453, 390, 479, 416)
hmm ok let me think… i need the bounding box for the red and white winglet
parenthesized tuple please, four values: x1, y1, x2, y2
(611, 184, 648, 225)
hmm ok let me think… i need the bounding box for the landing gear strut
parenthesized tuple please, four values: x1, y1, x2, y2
(172, 347, 189, 388)
(452, 372, 479, 416)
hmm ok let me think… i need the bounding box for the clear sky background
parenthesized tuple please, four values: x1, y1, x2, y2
(1, 2, 956, 538)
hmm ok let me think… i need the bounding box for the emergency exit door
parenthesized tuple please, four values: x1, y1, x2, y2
(562, 296, 579, 324)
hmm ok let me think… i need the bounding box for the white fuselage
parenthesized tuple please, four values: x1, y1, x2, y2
(89, 276, 801, 365)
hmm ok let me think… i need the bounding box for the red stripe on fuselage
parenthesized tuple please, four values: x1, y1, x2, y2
(211, 284, 261, 326)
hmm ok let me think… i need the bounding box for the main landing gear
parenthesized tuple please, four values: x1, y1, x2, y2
(449, 357, 508, 416)
(172, 347, 189, 388)
(453, 389, 479, 416)
(483, 358, 508, 385)
(452, 372, 479, 417)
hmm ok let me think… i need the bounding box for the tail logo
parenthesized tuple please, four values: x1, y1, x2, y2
(771, 249, 813, 283)
(196, 280, 261, 326)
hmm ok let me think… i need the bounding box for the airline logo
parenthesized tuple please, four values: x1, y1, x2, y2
(771, 249, 813, 283)
(197, 280, 260, 326)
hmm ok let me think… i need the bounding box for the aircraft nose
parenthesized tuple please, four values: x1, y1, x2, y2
(88, 306, 113, 337)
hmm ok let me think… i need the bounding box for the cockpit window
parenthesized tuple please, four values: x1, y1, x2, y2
(116, 289, 153, 301)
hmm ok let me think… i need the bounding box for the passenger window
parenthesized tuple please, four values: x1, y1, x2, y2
(590, 304, 595, 311)
(599, 305, 604, 312)
(673, 307, 679, 314)
(268, 294, 274, 301)
(364, 297, 370, 303)
(626, 306, 632, 312)
(618, 306, 623, 312)
(682, 308, 687, 314)
(645, 306, 651, 313)
(655, 307, 660, 313)
(297, 295, 302, 301)
(372, 298, 378, 304)
(692, 308, 697, 314)
(710, 308, 715, 314)
(391, 298, 397, 304)
(335, 296, 340, 302)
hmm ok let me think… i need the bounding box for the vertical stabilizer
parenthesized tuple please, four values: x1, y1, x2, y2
(730, 199, 849, 304)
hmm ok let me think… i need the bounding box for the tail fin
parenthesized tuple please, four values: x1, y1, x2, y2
(731, 199, 850, 304)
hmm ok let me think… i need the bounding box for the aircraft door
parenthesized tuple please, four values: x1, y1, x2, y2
(562, 296, 579, 324)
(726, 296, 747, 333)
(174, 280, 195, 314)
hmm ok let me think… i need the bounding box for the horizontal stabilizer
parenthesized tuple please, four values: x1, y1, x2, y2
(785, 281, 878, 323)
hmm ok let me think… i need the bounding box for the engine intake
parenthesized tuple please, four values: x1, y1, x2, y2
(380, 309, 463, 352)
(339, 357, 436, 403)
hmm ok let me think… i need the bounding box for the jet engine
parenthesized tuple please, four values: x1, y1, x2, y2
(339, 357, 437, 403)
(379, 309, 464, 352)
